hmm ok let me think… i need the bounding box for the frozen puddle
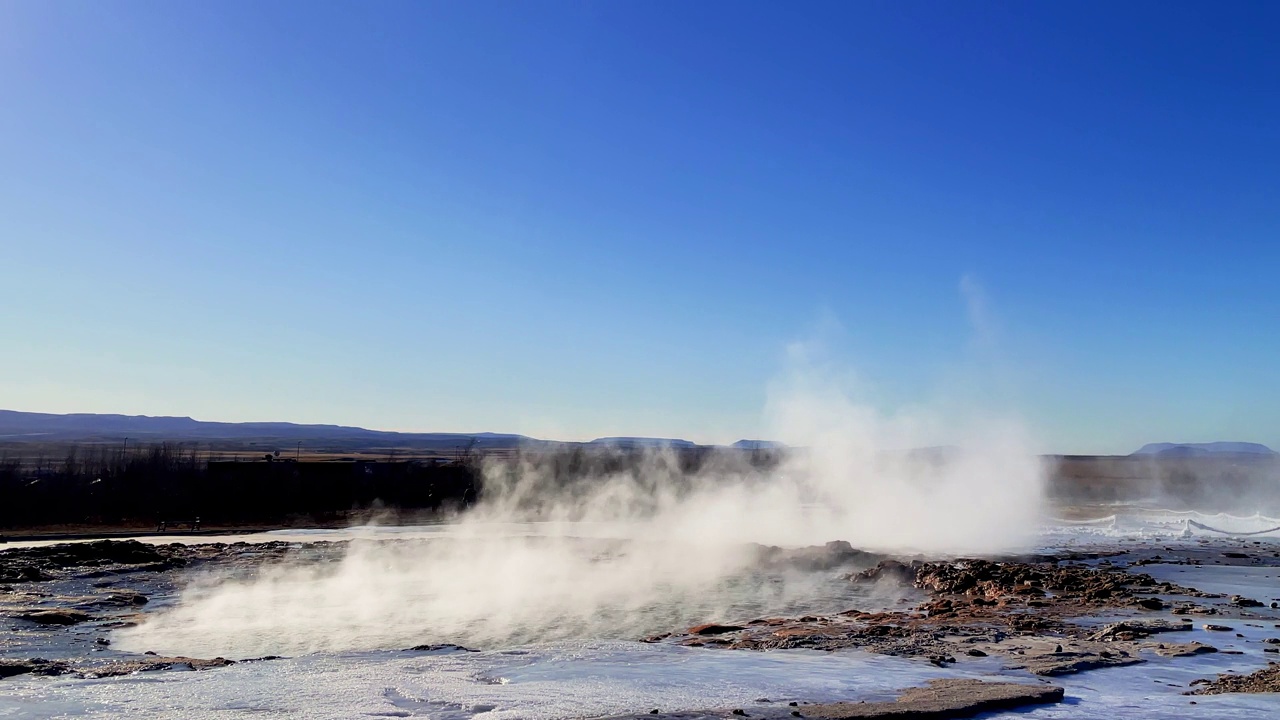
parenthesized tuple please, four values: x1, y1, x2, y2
(2, 639, 1277, 719)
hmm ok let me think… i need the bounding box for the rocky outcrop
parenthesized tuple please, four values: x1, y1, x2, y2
(1087, 620, 1191, 642)
(1, 655, 235, 681)
(1007, 648, 1144, 676)
(1154, 642, 1218, 658)
(0, 540, 186, 583)
(14, 609, 92, 625)
(803, 679, 1064, 718)
(0, 658, 73, 678)
(79, 590, 149, 607)
(1188, 662, 1280, 694)
(666, 551, 1261, 682)
(849, 558, 1205, 619)
(755, 541, 881, 573)
(0, 566, 53, 582)
(595, 680, 1063, 719)
(848, 560, 918, 585)
(80, 656, 234, 678)
(689, 624, 746, 636)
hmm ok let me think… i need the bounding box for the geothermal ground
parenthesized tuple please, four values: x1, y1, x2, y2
(1, 514, 1279, 719)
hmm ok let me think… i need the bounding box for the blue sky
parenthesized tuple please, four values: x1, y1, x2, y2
(1, 1, 1277, 453)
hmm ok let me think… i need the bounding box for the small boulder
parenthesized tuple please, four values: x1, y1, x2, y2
(0, 658, 72, 678)
(81, 656, 234, 678)
(1155, 643, 1218, 658)
(689, 624, 745, 636)
(16, 609, 92, 626)
(849, 559, 920, 585)
(0, 566, 53, 583)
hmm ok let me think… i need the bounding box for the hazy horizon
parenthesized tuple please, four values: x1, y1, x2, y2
(2, 405, 1276, 458)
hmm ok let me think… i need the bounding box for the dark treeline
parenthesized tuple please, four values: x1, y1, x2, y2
(0, 443, 782, 529)
(0, 443, 479, 529)
(7, 442, 1272, 529)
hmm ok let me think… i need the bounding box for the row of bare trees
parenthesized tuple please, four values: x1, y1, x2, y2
(0, 443, 479, 529)
(0, 443, 207, 528)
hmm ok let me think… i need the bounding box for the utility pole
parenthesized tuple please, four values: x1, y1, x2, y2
(296, 441, 301, 461)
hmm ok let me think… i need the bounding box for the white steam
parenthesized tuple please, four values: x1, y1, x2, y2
(114, 335, 1046, 658)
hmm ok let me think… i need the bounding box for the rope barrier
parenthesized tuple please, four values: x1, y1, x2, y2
(1049, 515, 1116, 526)
(1187, 519, 1280, 536)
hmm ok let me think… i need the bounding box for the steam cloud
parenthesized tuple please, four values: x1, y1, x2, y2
(114, 344, 1046, 658)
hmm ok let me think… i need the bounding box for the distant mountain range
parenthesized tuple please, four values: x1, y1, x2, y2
(0, 410, 536, 450)
(587, 437, 700, 449)
(1130, 442, 1276, 458)
(0, 410, 784, 452)
(5, 411, 1272, 458)
(730, 439, 786, 450)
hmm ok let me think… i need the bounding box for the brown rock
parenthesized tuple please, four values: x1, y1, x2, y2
(15, 609, 92, 625)
(0, 566, 54, 583)
(1089, 620, 1189, 642)
(1010, 650, 1144, 676)
(80, 656, 234, 678)
(849, 560, 919, 585)
(804, 679, 1064, 718)
(689, 624, 745, 636)
(1154, 643, 1218, 658)
(1188, 663, 1280, 695)
(0, 658, 72, 678)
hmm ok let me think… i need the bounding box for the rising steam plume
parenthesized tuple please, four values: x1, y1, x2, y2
(115, 323, 1047, 658)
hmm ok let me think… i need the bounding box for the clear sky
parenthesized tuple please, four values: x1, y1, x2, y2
(2, 1, 1277, 454)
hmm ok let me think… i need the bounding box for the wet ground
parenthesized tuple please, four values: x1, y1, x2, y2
(2, 522, 1279, 718)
